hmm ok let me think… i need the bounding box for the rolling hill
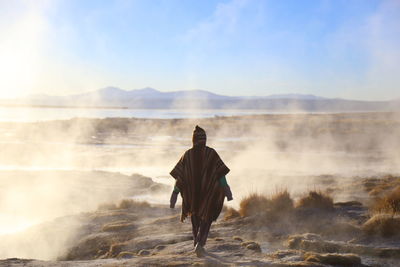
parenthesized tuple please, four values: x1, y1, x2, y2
(1, 87, 399, 112)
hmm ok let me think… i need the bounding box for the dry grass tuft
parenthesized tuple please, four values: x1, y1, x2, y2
(224, 207, 240, 221)
(362, 214, 400, 238)
(269, 189, 294, 214)
(239, 190, 294, 218)
(363, 175, 400, 197)
(296, 190, 334, 211)
(239, 193, 269, 217)
(371, 186, 400, 215)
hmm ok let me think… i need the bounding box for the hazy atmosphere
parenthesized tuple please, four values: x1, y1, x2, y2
(1, 0, 400, 100)
(1, 1, 400, 267)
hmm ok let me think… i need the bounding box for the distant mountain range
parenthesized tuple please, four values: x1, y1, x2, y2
(1, 87, 399, 112)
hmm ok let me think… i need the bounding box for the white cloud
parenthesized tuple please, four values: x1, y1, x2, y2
(321, 0, 400, 100)
(365, 0, 400, 99)
(183, 0, 249, 46)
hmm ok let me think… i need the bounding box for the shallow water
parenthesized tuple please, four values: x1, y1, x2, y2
(0, 106, 356, 122)
(0, 106, 282, 122)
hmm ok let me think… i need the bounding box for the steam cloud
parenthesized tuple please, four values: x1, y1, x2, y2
(1, 110, 399, 259)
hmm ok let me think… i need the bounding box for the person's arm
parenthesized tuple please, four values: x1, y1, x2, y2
(170, 182, 180, 208)
(219, 175, 233, 201)
(173, 185, 180, 193)
(219, 176, 228, 187)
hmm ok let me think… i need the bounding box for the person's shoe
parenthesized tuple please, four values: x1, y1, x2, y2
(194, 243, 205, 258)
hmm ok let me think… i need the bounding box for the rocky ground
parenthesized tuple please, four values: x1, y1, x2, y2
(1, 175, 400, 267)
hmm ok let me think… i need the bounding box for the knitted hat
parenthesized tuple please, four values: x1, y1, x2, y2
(192, 125, 206, 146)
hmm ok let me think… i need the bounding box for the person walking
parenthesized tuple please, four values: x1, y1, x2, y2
(169, 125, 233, 257)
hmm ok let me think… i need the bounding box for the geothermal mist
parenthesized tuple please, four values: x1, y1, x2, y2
(0, 112, 400, 259)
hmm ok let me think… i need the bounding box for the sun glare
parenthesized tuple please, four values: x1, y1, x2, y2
(0, 7, 47, 99)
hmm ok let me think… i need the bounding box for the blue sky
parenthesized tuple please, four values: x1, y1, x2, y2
(0, 0, 399, 100)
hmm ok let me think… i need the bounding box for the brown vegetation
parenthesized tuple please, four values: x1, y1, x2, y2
(371, 186, 400, 215)
(239, 193, 269, 217)
(239, 190, 294, 218)
(363, 175, 400, 197)
(224, 207, 240, 221)
(239, 190, 334, 217)
(269, 189, 294, 214)
(362, 214, 400, 238)
(296, 190, 334, 211)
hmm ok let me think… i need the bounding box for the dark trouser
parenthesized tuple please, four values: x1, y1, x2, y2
(191, 215, 212, 247)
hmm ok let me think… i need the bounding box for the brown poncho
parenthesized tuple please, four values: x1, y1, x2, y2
(170, 126, 230, 222)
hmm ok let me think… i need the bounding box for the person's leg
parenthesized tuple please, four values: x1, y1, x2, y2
(191, 215, 200, 247)
(194, 219, 212, 257)
(198, 220, 212, 247)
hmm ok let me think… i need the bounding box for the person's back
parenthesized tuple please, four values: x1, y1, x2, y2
(170, 125, 233, 257)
